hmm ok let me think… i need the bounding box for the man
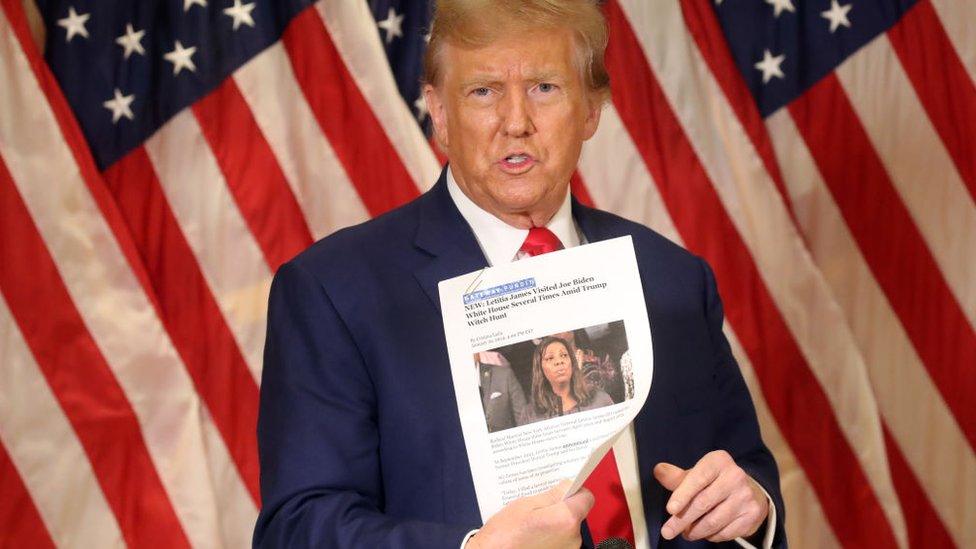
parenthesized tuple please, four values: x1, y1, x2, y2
(254, 1, 785, 547)
(477, 351, 529, 433)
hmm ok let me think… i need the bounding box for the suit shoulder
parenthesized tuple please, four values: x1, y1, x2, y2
(284, 192, 428, 282)
(280, 189, 427, 286)
(582, 206, 704, 272)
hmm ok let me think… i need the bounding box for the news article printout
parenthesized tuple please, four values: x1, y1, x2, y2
(439, 236, 653, 521)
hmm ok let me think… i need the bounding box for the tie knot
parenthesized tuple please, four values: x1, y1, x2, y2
(517, 227, 564, 258)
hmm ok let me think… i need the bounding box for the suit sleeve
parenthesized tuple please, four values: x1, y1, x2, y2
(699, 258, 788, 548)
(253, 261, 475, 548)
(505, 367, 530, 427)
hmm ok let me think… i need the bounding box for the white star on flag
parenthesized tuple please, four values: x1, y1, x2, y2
(57, 6, 90, 42)
(115, 24, 146, 59)
(414, 96, 428, 122)
(377, 7, 404, 45)
(164, 41, 198, 75)
(184, 0, 207, 12)
(103, 88, 135, 123)
(821, 1, 853, 33)
(755, 49, 786, 84)
(764, 0, 795, 18)
(224, 0, 257, 31)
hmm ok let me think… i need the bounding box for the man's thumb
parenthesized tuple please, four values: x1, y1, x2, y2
(653, 462, 686, 491)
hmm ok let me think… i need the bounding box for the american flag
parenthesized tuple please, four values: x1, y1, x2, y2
(0, 0, 973, 546)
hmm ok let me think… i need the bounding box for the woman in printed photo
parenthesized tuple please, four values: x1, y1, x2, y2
(529, 336, 613, 421)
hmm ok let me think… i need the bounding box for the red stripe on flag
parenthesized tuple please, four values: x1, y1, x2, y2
(103, 147, 261, 503)
(570, 171, 596, 208)
(788, 75, 976, 451)
(0, 441, 55, 549)
(882, 426, 955, 548)
(0, 0, 158, 311)
(887, 0, 976, 204)
(603, 3, 900, 545)
(192, 79, 314, 271)
(678, 0, 798, 226)
(281, 7, 421, 215)
(0, 156, 190, 548)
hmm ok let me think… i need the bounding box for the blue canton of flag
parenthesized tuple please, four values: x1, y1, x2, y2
(713, 0, 919, 116)
(368, 0, 433, 131)
(36, 0, 313, 168)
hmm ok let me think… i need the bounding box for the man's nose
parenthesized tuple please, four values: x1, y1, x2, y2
(500, 89, 534, 137)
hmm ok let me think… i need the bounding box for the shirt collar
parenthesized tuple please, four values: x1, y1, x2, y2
(447, 167, 579, 266)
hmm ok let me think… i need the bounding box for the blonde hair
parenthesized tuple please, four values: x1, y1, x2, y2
(423, 0, 610, 97)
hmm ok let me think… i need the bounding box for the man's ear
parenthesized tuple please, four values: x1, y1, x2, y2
(423, 84, 450, 150)
(581, 91, 605, 141)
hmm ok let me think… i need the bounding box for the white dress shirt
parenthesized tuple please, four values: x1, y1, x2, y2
(447, 169, 774, 548)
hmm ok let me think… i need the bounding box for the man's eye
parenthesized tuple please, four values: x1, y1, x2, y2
(472, 87, 491, 97)
(538, 83, 556, 93)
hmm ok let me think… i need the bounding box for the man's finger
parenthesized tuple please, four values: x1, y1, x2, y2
(653, 462, 686, 491)
(665, 455, 724, 515)
(661, 468, 735, 538)
(682, 496, 739, 541)
(524, 479, 573, 508)
(707, 514, 756, 543)
(562, 487, 595, 521)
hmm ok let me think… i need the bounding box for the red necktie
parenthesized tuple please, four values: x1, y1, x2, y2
(516, 227, 635, 545)
(517, 226, 564, 257)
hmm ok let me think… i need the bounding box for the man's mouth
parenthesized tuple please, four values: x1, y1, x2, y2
(499, 153, 536, 173)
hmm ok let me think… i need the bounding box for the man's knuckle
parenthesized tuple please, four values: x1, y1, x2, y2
(732, 488, 750, 507)
(747, 500, 763, 518)
(700, 515, 719, 531)
(558, 512, 578, 532)
(728, 465, 745, 482)
(694, 496, 711, 512)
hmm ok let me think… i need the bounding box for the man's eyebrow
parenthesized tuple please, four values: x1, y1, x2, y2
(458, 71, 566, 89)
(458, 76, 503, 89)
(528, 71, 563, 82)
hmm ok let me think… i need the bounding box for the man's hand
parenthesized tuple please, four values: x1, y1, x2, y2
(467, 480, 594, 549)
(654, 450, 768, 543)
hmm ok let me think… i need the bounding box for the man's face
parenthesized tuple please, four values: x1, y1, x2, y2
(424, 27, 602, 228)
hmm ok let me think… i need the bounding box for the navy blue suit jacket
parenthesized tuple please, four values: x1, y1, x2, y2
(254, 173, 786, 548)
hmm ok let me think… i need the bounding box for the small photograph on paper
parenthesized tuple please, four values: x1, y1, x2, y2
(474, 320, 633, 434)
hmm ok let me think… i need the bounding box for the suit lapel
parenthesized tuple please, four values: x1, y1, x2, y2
(573, 198, 618, 244)
(413, 171, 490, 313)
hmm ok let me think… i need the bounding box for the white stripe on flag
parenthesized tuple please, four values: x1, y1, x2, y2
(580, 104, 680, 240)
(0, 295, 124, 548)
(145, 112, 272, 382)
(234, 42, 370, 241)
(835, 34, 976, 330)
(614, 3, 909, 543)
(317, 0, 442, 190)
(726, 330, 842, 548)
(767, 108, 976, 547)
(929, 0, 976, 86)
(198, 404, 259, 549)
